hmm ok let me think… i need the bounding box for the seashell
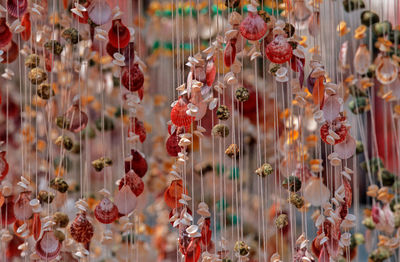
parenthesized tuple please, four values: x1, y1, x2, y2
(170, 97, 194, 129)
(265, 35, 292, 64)
(94, 197, 119, 224)
(7, 0, 28, 18)
(240, 11, 268, 41)
(114, 185, 137, 215)
(121, 64, 144, 91)
(118, 170, 144, 196)
(322, 96, 341, 122)
(334, 135, 356, 159)
(13, 192, 33, 221)
(354, 44, 370, 75)
(0, 151, 9, 181)
(303, 177, 330, 206)
(88, 0, 112, 26)
(0, 18, 13, 49)
(32, 213, 41, 240)
(20, 12, 30, 40)
(124, 149, 148, 177)
(62, 105, 89, 133)
(70, 212, 94, 244)
(375, 56, 398, 85)
(35, 231, 61, 260)
(108, 19, 130, 49)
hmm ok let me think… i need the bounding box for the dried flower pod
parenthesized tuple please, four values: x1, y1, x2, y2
(44, 40, 64, 56)
(55, 136, 73, 150)
(70, 212, 94, 244)
(255, 163, 273, 177)
(372, 21, 392, 37)
(94, 197, 119, 224)
(234, 241, 250, 257)
(288, 193, 304, 209)
(282, 176, 302, 192)
(212, 124, 229, 138)
(37, 83, 54, 100)
(225, 144, 239, 158)
(62, 28, 80, 44)
(25, 54, 40, 68)
(283, 23, 295, 37)
(379, 169, 395, 187)
(216, 105, 230, 120)
(275, 214, 289, 229)
(95, 116, 115, 131)
(50, 177, 69, 193)
(349, 97, 369, 114)
(235, 87, 249, 102)
(37, 190, 55, 204)
(54, 230, 65, 242)
(361, 10, 379, 27)
(368, 247, 391, 262)
(92, 157, 112, 172)
(343, 0, 365, 12)
(53, 212, 69, 228)
(28, 68, 47, 85)
(35, 230, 61, 260)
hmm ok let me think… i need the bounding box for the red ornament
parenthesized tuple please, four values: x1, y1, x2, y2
(32, 213, 41, 240)
(1, 41, 19, 64)
(121, 64, 144, 92)
(0, 18, 12, 49)
(35, 230, 61, 260)
(0, 151, 9, 181)
(127, 117, 146, 143)
(265, 35, 293, 64)
(239, 12, 268, 41)
(70, 212, 94, 245)
(166, 133, 181, 157)
(205, 60, 216, 86)
(320, 116, 348, 145)
(164, 179, 186, 209)
(94, 197, 119, 224)
(124, 149, 148, 177)
(21, 12, 31, 41)
(119, 170, 144, 196)
(224, 39, 237, 67)
(1, 197, 16, 226)
(7, 0, 28, 18)
(171, 97, 194, 129)
(108, 19, 130, 49)
(290, 54, 305, 72)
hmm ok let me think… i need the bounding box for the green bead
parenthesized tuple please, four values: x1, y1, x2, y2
(356, 140, 364, 154)
(373, 21, 392, 37)
(379, 169, 395, 187)
(95, 116, 115, 131)
(349, 97, 369, 114)
(343, 0, 365, 12)
(361, 11, 379, 27)
(282, 176, 302, 192)
(44, 40, 64, 56)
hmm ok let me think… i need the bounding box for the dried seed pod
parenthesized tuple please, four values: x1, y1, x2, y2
(225, 0, 240, 8)
(283, 23, 295, 37)
(92, 157, 112, 172)
(275, 214, 288, 229)
(216, 105, 230, 120)
(212, 124, 229, 138)
(37, 83, 54, 100)
(235, 87, 249, 102)
(258, 10, 271, 24)
(28, 67, 47, 85)
(25, 54, 40, 68)
(55, 136, 73, 151)
(37, 190, 55, 204)
(288, 193, 304, 209)
(53, 230, 65, 242)
(44, 40, 64, 56)
(53, 212, 69, 228)
(225, 144, 239, 158)
(282, 176, 302, 192)
(361, 11, 379, 27)
(255, 163, 273, 177)
(234, 240, 250, 257)
(55, 116, 70, 129)
(61, 28, 80, 44)
(50, 177, 69, 193)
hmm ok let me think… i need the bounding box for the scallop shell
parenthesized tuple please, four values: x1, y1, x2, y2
(64, 105, 89, 133)
(94, 197, 119, 224)
(334, 135, 356, 159)
(108, 19, 130, 49)
(35, 231, 61, 260)
(124, 149, 148, 177)
(118, 170, 144, 196)
(14, 192, 33, 221)
(7, 0, 28, 18)
(114, 185, 137, 215)
(87, 0, 112, 26)
(70, 212, 94, 244)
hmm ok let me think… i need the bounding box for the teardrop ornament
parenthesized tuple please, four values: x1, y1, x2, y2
(20, 12, 31, 41)
(32, 213, 41, 240)
(108, 19, 130, 49)
(224, 39, 236, 67)
(354, 44, 370, 75)
(124, 149, 148, 177)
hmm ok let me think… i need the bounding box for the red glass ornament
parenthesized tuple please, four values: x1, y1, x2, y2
(1, 197, 16, 226)
(164, 179, 186, 209)
(94, 197, 119, 224)
(320, 116, 348, 145)
(35, 230, 61, 260)
(122, 42, 136, 66)
(0, 18, 12, 49)
(171, 97, 194, 129)
(121, 64, 144, 92)
(70, 212, 94, 245)
(108, 19, 130, 49)
(127, 117, 146, 143)
(119, 170, 144, 196)
(239, 12, 268, 40)
(0, 151, 9, 181)
(21, 12, 31, 41)
(13, 191, 33, 221)
(224, 39, 237, 67)
(205, 60, 216, 86)
(7, 0, 28, 18)
(166, 133, 180, 157)
(265, 35, 293, 64)
(124, 149, 148, 177)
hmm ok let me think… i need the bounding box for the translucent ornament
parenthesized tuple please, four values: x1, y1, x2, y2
(20, 12, 31, 41)
(70, 212, 94, 245)
(171, 97, 194, 128)
(303, 177, 330, 206)
(87, 0, 112, 26)
(0, 151, 9, 181)
(32, 213, 41, 240)
(114, 185, 137, 215)
(94, 197, 119, 224)
(322, 95, 341, 122)
(119, 170, 144, 196)
(265, 35, 293, 64)
(124, 149, 148, 177)
(7, 0, 28, 18)
(334, 135, 356, 159)
(375, 56, 398, 84)
(35, 231, 61, 260)
(293, 0, 312, 26)
(0, 18, 13, 49)
(190, 87, 207, 121)
(13, 191, 33, 221)
(308, 11, 320, 37)
(64, 105, 89, 133)
(121, 64, 144, 92)
(108, 19, 130, 49)
(354, 44, 370, 75)
(239, 8, 268, 41)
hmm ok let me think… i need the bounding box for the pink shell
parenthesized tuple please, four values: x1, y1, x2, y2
(64, 105, 88, 133)
(239, 12, 268, 41)
(94, 197, 119, 224)
(35, 231, 61, 260)
(13, 192, 33, 221)
(322, 95, 341, 122)
(334, 135, 356, 159)
(87, 0, 112, 26)
(7, 0, 28, 18)
(114, 185, 137, 215)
